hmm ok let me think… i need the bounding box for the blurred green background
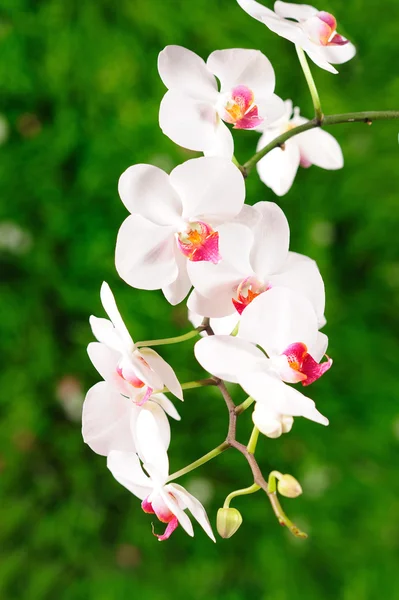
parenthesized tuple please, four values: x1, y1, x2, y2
(1, 0, 399, 598)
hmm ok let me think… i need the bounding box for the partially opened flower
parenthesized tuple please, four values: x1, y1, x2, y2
(256, 100, 343, 195)
(90, 283, 182, 402)
(107, 411, 216, 542)
(158, 45, 284, 158)
(188, 201, 326, 327)
(236, 0, 356, 73)
(83, 283, 182, 456)
(195, 287, 331, 437)
(115, 157, 246, 304)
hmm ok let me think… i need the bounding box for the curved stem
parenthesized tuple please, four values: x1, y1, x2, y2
(296, 45, 323, 122)
(167, 441, 229, 483)
(135, 328, 200, 348)
(235, 396, 255, 416)
(247, 425, 260, 455)
(161, 378, 217, 394)
(243, 110, 399, 175)
(223, 483, 260, 508)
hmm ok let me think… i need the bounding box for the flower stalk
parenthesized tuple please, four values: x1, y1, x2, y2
(135, 328, 201, 348)
(243, 110, 399, 175)
(295, 45, 323, 122)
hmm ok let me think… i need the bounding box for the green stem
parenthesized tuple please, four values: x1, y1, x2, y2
(135, 329, 199, 348)
(247, 425, 260, 455)
(235, 396, 255, 416)
(167, 442, 230, 482)
(268, 491, 308, 538)
(243, 110, 399, 175)
(160, 378, 217, 393)
(223, 483, 260, 508)
(295, 45, 323, 122)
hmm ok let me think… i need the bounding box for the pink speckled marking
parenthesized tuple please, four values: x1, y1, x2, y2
(283, 342, 332, 386)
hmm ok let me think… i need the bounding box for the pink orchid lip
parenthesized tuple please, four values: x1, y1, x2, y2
(177, 221, 221, 264)
(223, 85, 263, 130)
(141, 497, 179, 541)
(282, 342, 332, 386)
(116, 365, 145, 389)
(232, 276, 271, 315)
(303, 12, 349, 47)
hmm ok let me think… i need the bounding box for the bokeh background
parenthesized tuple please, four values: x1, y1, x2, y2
(1, 0, 399, 598)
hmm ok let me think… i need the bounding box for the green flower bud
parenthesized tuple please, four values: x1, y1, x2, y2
(217, 507, 243, 538)
(277, 474, 303, 498)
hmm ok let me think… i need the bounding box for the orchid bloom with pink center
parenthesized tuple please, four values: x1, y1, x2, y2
(188, 201, 326, 333)
(115, 157, 246, 305)
(236, 1, 356, 73)
(256, 100, 343, 195)
(83, 283, 182, 456)
(195, 287, 331, 438)
(158, 46, 285, 158)
(107, 411, 216, 542)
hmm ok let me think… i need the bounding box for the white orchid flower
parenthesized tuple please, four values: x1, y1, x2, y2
(115, 157, 246, 305)
(107, 411, 216, 542)
(236, 0, 356, 73)
(195, 287, 331, 437)
(158, 45, 285, 158)
(256, 100, 344, 195)
(82, 283, 182, 455)
(188, 201, 326, 329)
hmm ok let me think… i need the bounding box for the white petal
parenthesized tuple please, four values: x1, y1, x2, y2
(304, 48, 338, 74)
(317, 42, 357, 66)
(100, 282, 134, 350)
(82, 382, 134, 456)
(161, 488, 194, 536)
(115, 215, 178, 290)
(169, 157, 245, 222)
(296, 127, 344, 170)
(269, 251, 325, 326)
(139, 348, 183, 400)
(168, 484, 216, 542)
(273, 1, 318, 21)
(162, 245, 192, 306)
(89, 316, 125, 354)
(195, 335, 266, 383)
(159, 90, 219, 153)
(239, 370, 328, 425)
(87, 342, 125, 389)
(250, 201, 290, 275)
(236, 0, 278, 22)
(239, 287, 319, 356)
(203, 120, 234, 159)
(187, 289, 236, 319)
(256, 138, 300, 196)
(107, 450, 153, 499)
(118, 164, 182, 226)
(135, 410, 169, 481)
(158, 45, 218, 101)
(257, 93, 286, 127)
(151, 393, 181, 421)
(207, 48, 275, 99)
(260, 10, 309, 45)
(311, 331, 329, 362)
(132, 401, 171, 451)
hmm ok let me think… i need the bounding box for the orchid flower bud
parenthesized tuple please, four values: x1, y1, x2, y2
(217, 507, 243, 538)
(277, 474, 303, 499)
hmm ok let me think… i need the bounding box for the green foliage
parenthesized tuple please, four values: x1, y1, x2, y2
(1, 1, 399, 598)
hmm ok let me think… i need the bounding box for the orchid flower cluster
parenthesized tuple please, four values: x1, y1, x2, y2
(82, 0, 399, 542)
